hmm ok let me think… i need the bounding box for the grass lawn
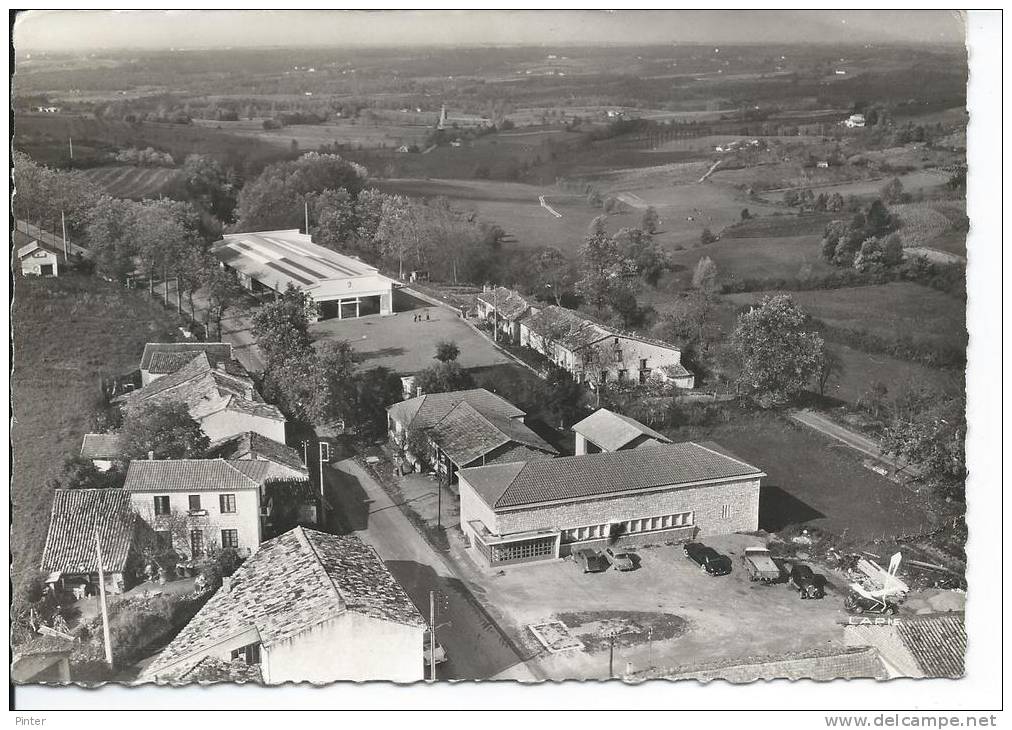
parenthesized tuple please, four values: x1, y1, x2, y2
(724, 283, 966, 349)
(665, 411, 932, 540)
(12, 274, 182, 590)
(308, 291, 511, 375)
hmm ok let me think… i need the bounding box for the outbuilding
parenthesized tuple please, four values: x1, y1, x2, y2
(18, 241, 61, 277)
(458, 442, 764, 568)
(212, 229, 394, 320)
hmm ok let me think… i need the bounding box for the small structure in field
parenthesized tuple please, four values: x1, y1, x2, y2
(17, 241, 60, 277)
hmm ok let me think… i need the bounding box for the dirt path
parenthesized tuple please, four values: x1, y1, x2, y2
(698, 159, 722, 183)
(539, 194, 563, 218)
(790, 409, 920, 477)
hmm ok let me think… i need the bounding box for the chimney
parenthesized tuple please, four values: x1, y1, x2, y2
(147, 450, 155, 460)
(416, 386, 423, 398)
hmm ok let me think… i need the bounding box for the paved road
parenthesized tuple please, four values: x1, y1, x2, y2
(790, 409, 921, 477)
(323, 458, 535, 681)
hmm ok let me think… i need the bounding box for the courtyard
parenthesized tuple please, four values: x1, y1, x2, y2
(448, 532, 853, 681)
(309, 290, 511, 375)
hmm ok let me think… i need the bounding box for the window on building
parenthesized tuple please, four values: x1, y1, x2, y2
(221, 529, 239, 549)
(188, 494, 202, 511)
(619, 369, 628, 381)
(155, 530, 172, 551)
(190, 529, 204, 557)
(153, 496, 170, 516)
(231, 643, 262, 665)
(721, 504, 730, 519)
(640, 358, 648, 370)
(219, 494, 237, 514)
(489, 537, 554, 564)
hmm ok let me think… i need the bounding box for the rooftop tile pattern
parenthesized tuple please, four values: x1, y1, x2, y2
(40, 489, 137, 574)
(571, 408, 671, 452)
(123, 459, 261, 493)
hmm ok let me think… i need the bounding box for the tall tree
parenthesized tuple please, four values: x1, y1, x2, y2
(731, 295, 826, 408)
(181, 154, 238, 223)
(120, 400, 210, 459)
(692, 256, 719, 294)
(640, 206, 660, 234)
(250, 284, 315, 369)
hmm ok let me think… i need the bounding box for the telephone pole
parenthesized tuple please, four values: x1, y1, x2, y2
(95, 531, 113, 667)
(304, 200, 310, 236)
(428, 590, 436, 682)
(61, 210, 69, 261)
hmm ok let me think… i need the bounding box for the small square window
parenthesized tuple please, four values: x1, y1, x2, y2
(154, 496, 170, 516)
(219, 494, 237, 514)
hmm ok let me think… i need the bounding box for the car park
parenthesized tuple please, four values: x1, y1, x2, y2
(574, 548, 610, 573)
(605, 547, 636, 571)
(788, 563, 825, 599)
(844, 593, 898, 616)
(683, 542, 732, 576)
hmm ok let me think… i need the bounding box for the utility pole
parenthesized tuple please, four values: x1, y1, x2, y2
(304, 200, 310, 236)
(69, 137, 74, 160)
(61, 210, 69, 261)
(176, 277, 182, 314)
(163, 266, 169, 306)
(318, 441, 330, 507)
(428, 590, 436, 682)
(301, 439, 309, 467)
(95, 531, 113, 667)
(607, 631, 618, 679)
(436, 474, 442, 531)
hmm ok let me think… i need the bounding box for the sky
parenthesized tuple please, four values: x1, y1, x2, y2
(13, 10, 966, 53)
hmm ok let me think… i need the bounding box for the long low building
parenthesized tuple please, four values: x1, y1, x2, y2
(212, 229, 395, 320)
(458, 441, 765, 568)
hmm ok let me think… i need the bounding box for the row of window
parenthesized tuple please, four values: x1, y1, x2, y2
(153, 494, 237, 516)
(155, 528, 239, 555)
(560, 511, 695, 544)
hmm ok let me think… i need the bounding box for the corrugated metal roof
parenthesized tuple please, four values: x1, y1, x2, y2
(40, 489, 137, 574)
(212, 230, 380, 292)
(123, 459, 261, 492)
(460, 441, 764, 510)
(145, 527, 425, 681)
(571, 408, 671, 451)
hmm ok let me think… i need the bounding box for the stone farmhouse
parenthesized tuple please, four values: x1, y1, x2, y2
(117, 351, 286, 443)
(475, 287, 694, 388)
(143, 527, 426, 684)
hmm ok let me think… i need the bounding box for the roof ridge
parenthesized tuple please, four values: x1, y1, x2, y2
(691, 441, 755, 471)
(492, 461, 529, 509)
(295, 527, 347, 609)
(221, 458, 264, 489)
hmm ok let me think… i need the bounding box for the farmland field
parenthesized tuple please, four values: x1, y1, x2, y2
(666, 412, 931, 539)
(892, 202, 967, 256)
(191, 117, 432, 150)
(79, 165, 181, 199)
(724, 283, 966, 348)
(11, 274, 182, 592)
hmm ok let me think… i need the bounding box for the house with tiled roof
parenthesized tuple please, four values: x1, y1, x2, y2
(516, 303, 693, 388)
(427, 400, 557, 482)
(40, 489, 147, 596)
(844, 613, 966, 678)
(124, 459, 269, 559)
(207, 431, 310, 481)
(80, 432, 125, 471)
(386, 388, 551, 480)
(458, 442, 764, 567)
(142, 527, 426, 684)
(139, 342, 234, 385)
(475, 286, 533, 344)
(118, 352, 286, 443)
(572, 408, 672, 455)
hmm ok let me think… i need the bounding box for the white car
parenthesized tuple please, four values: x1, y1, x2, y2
(423, 631, 447, 666)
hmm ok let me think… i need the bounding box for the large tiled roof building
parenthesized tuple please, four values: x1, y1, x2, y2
(458, 441, 764, 568)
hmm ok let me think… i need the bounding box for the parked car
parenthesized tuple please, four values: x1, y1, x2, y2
(574, 548, 610, 573)
(605, 547, 636, 572)
(683, 542, 732, 576)
(741, 546, 782, 583)
(844, 593, 898, 616)
(788, 563, 825, 599)
(422, 631, 447, 666)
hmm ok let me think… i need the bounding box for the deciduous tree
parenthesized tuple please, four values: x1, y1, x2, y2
(120, 400, 210, 460)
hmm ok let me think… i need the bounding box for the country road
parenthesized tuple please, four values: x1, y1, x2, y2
(790, 409, 921, 476)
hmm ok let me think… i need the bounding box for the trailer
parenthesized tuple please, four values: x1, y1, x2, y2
(741, 546, 782, 583)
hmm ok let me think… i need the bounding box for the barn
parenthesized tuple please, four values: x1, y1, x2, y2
(458, 441, 765, 568)
(212, 229, 395, 321)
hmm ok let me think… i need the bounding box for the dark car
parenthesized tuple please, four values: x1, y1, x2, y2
(844, 593, 898, 616)
(605, 547, 636, 572)
(789, 563, 825, 599)
(683, 542, 732, 576)
(574, 549, 610, 573)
